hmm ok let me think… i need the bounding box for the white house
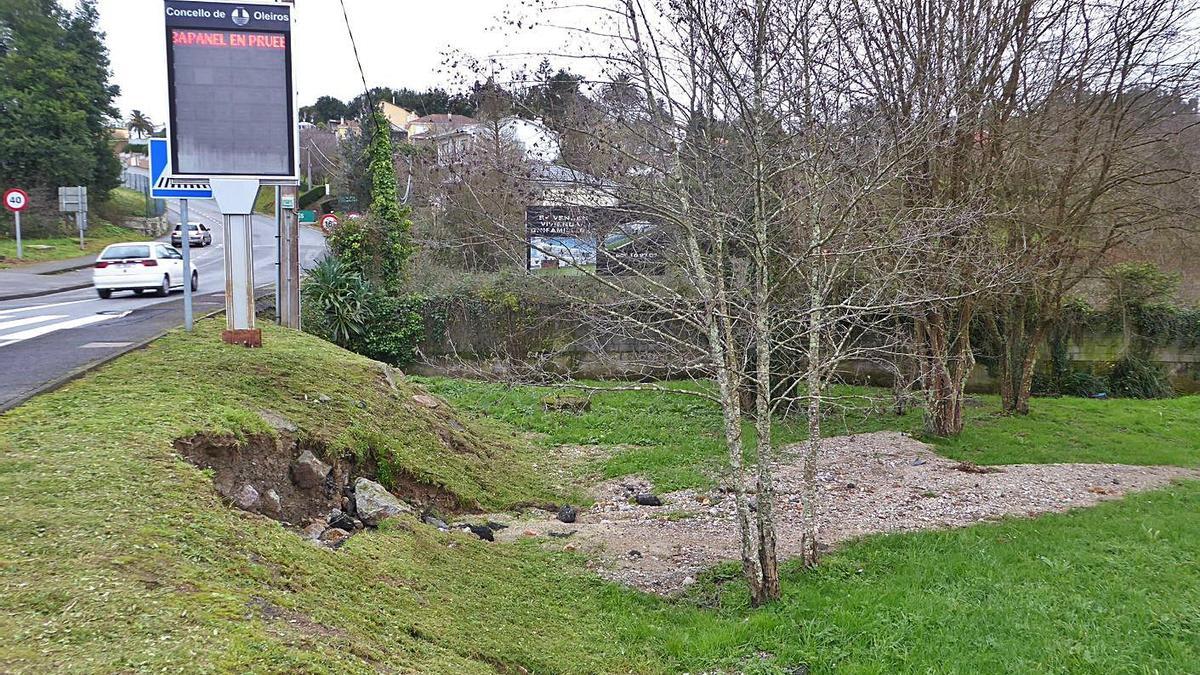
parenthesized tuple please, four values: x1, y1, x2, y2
(422, 116, 562, 166)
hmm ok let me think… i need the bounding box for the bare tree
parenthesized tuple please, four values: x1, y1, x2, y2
(429, 0, 1016, 603)
(986, 0, 1200, 414)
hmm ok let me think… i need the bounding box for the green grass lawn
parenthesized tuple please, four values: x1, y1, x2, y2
(0, 223, 140, 268)
(1, 326, 1197, 672)
(421, 379, 1200, 491)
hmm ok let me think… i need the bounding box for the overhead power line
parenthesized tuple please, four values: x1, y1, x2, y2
(337, 0, 379, 134)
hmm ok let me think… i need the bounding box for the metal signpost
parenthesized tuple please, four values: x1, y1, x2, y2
(3, 188, 29, 259)
(58, 186, 88, 250)
(150, 137, 212, 332)
(162, 0, 300, 346)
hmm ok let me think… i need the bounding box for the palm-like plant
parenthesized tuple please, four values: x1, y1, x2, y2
(126, 110, 154, 139)
(301, 255, 370, 347)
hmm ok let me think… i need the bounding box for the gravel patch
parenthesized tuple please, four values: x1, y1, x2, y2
(493, 431, 1198, 594)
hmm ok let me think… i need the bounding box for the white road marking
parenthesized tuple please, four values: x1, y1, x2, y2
(79, 341, 133, 349)
(0, 299, 93, 317)
(0, 315, 67, 331)
(0, 312, 129, 348)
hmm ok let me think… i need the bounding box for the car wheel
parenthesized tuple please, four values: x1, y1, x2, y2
(156, 274, 170, 297)
(97, 288, 111, 299)
(191, 271, 198, 292)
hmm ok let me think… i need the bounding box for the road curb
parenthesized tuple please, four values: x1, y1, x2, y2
(0, 288, 274, 414)
(0, 281, 93, 302)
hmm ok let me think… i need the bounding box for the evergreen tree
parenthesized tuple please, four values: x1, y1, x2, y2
(0, 0, 120, 193)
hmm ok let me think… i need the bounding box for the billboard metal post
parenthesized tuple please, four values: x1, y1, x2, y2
(180, 198, 194, 331)
(211, 178, 261, 346)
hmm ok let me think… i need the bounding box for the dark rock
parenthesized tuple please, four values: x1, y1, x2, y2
(557, 505, 578, 523)
(422, 514, 449, 530)
(628, 549, 643, 559)
(465, 524, 494, 541)
(635, 493, 662, 507)
(485, 521, 508, 531)
(354, 478, 413, 526)
(232, 484, 260, 510)
(327, 509, 356, 532)
(910, 458, 927, 466)
(548, 531, 575, 539)
(291, 450, 331, 489)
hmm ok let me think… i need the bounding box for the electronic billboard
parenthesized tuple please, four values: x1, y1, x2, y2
(164, 1, 296, 178)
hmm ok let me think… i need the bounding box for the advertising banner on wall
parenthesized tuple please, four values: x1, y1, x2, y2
(525, 205, 664, 275)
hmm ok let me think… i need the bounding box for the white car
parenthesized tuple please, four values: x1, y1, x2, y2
(93, 242, 198, 299)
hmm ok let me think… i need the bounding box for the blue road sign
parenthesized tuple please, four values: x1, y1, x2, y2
(150, 138, 213, 199)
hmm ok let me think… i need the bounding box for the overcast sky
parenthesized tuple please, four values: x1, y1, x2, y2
(70, 0, 583, 123)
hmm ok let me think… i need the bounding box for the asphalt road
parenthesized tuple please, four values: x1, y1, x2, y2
(0, 198, 326, 411)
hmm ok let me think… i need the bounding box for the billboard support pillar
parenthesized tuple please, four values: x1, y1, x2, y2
(211, 178, 262, 347)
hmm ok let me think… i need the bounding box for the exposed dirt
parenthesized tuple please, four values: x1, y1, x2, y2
(174, 409, 459, 540)
(492, 431, 1199, 594)
(175, 431, 347, 527)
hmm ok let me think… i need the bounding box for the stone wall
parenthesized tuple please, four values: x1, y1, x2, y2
(410, 297, 1200, 392)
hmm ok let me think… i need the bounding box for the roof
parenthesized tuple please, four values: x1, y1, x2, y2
(407, 114, 477, 127)
(528, 163, 613, 187)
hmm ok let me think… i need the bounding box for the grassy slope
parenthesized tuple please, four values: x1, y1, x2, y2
(0, 321, 653, 673)
(1, 331, 1197, 672)
(0, 188, 148, 268)
(422, 379, 1200, 491)
(0, 224, 138, 268)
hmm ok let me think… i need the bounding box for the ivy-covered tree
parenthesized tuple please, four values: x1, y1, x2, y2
(0, 0, 120, 194)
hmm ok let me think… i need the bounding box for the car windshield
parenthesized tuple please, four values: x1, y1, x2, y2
(100, 245, 151, 260)
(173, 224, 201, 231)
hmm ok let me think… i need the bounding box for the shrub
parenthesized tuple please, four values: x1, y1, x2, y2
(1108, 355, 1174, 399)
(1059, 370, 1109, 398)
(301, 255, 369, 346)
(357, 293, 425, 365)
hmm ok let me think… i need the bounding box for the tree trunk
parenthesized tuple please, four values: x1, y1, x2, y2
(802, 328, 822, 567)
(916, 304, 975, 437)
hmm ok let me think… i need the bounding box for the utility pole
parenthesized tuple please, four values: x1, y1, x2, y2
(278, 184, 301, 328)
(274, 185, 282, 320)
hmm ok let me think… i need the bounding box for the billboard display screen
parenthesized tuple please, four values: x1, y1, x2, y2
(164, 1, 295, 177)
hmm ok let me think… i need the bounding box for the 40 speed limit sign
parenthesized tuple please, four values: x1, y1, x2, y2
(3, 187, 29, 212)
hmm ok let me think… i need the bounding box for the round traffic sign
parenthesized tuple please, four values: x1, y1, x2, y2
(319, 213, 339, 234)
(3, 188, 29, 213)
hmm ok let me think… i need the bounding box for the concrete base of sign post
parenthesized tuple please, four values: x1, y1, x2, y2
(221, 328, 263, 348)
